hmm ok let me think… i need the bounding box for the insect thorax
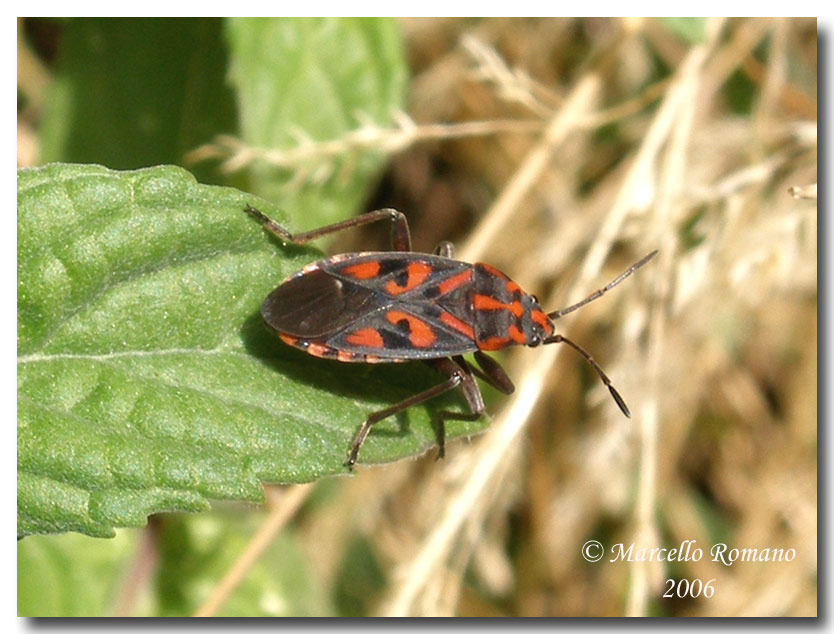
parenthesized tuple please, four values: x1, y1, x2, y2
(472, 263, 553, 350)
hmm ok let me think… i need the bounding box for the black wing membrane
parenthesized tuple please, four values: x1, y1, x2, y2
(262, 267, 386, 338)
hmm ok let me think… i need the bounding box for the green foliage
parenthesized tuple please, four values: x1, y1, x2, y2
(20, 17, 417, 541)
(17, 530, 139, 616)
(36, 17, 408, 225)
(723, 68, 758, 114)
(225, 17, 408, 230)
(334, 534, 387, 616)
(18, 164, 484, 538)
(38, 18, 237, 184)
(17, 514, 331, 616)
(156, 514, 332, 616)
(19, 16, 453, 618)
(658, 18, 708, 44)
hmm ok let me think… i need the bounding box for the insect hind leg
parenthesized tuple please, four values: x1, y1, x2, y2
(425, 356, 486, 460)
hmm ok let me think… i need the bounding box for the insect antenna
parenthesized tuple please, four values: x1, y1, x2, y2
(543, 250, 657, 417)
(547, 250, 658, 320)
(542, 334, 631, 417)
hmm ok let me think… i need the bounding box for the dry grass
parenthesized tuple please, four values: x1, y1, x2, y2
(283, 17, 817, 617)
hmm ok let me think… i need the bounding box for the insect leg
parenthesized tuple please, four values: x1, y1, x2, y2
(346, 357, 484, 468)
(471, 351, 515, 395)
(434, 241, 455, 258)
(425, 356, 486, 460)
(244, 205, 412, 251)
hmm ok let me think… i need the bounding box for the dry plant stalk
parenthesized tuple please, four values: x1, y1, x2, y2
(193, 484, 314, 617)
(186, 115, 546, 178)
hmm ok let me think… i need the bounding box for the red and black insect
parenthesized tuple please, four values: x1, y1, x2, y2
(245, 205, 656, 468)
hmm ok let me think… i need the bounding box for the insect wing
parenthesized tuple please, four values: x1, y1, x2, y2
(265, 252, 479, 360)
(262, 266, 386, 338)
(322, 252, 478, 360)
(325, 252, 468, 299)
(328, 305, 477, 360)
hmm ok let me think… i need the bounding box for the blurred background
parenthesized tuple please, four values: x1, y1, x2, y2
(18, 17, 817, 616)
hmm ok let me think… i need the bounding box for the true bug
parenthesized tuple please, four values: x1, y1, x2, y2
(245, 205, 656, 468)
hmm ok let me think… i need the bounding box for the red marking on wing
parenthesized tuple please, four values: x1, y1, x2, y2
(346, 328, 385, 348)
(386, 309, 437, 348)
(385, 261, 432, 295)
(437, 269, 472, 295)
(341, 261, 381, 279)
(439, 311, 476, 340)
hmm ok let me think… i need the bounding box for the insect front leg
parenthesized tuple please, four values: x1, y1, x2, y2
(345, 357, 485, 469)
(471, 351, 515, 395)
(244, 205, 412, 251)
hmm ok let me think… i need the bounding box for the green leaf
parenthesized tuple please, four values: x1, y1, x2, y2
(225, 17, 408, 230)
(18, 164, 486, 537)
(17, 529, 139, 616)
(38, 18, 237, 184)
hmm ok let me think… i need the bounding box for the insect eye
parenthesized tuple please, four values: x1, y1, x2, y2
(531, 294, 540, 305)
